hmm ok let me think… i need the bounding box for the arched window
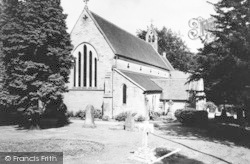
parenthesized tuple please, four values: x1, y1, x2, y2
(84, 45, 87, 87)
(72, 43, 98, 88)
(123, 84, 127, 104)
(78, 52, 81, 87)
(73, 59, 76, 87)
(152, 35, 155, 42)
(95, 58, 97, 87)
(148, 35, 151, 42)
(89, 51, 92, 87)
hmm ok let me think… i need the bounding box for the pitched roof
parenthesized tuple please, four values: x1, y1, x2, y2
(160, 56, 174, 70)
(169, 71, 204, 91)
(118, 70, 163, 92)
(89, 10, 174, 71)
(153, 79, 189, 101)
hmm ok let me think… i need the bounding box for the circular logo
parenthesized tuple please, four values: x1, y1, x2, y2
(5, 156, 11, 161)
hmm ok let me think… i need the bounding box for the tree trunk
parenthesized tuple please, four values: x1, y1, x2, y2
(29, 102, 41, 130)
(245, 100, 250, 125)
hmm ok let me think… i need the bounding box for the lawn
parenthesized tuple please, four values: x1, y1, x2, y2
(0, 119, 250, 164)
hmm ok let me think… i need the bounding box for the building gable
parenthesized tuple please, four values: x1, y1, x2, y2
(69, 7, 115, 90)
(89, 10, 174, 71)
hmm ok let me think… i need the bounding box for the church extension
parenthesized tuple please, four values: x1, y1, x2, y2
(64, 6, 205, 118)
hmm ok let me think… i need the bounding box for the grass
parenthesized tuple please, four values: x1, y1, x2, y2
(0, 139, 104, 159)
(0, 119, 249, 163)
(154, 148, 204, 164)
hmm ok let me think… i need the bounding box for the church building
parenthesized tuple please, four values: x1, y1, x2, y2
(64, 5, 205, 118)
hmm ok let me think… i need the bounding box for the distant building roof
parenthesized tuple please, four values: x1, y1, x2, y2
(153, 70, 205, 101)
(89, 10, 174, 71)
(153, 79, 189, 101)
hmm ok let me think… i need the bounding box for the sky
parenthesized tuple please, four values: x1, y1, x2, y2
(61, 0, 219, 53)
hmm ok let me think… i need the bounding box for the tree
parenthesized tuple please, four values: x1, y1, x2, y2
(0, 0, 74, 128)
(0, 0, 19, 109)
(137, 27, 196, 72)
(0, 0, 3, 92)
(190, 0, 250, 121)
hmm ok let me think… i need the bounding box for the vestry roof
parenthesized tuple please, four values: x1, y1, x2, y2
(89, 10, 174, 71)
(118, 70, 163, 92)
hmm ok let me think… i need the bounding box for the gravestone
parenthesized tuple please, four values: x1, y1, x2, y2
(83, 105, 96, 128)
(124, 112, 135, 131)
(129, 121, 156, 163)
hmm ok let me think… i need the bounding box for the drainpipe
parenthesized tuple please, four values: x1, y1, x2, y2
(111, 56, 117, 118)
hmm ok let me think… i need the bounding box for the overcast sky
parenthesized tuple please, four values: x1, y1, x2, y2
(61, 0, 219, 53)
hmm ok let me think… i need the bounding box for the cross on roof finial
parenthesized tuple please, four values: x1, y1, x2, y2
(150, 19, 154, 25)
(83, 0, 89, 7)
(150, 19, 155, 29)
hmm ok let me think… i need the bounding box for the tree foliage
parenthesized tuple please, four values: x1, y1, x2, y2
(136, 27, 197, 72)
(0, 0, 17, 108)
(190, 0, 250, 106)
(0, 0, 74, 114)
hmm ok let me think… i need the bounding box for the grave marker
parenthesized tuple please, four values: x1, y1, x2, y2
(83, 105, 96, 128)
(124, 112, 135, 131)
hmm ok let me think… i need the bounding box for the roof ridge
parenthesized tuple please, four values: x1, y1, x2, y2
(159, 55, 175, 71)
(70, 8, 86, 35)
(88, 10, 174, 71)
(90, 10, 154, 48)
(90, 11, 174, 70)
(86, 9, 117, 54)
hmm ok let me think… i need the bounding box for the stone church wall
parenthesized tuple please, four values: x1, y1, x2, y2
(68, 9, 115, 90)
(64, 9, 115, 113)
(113, 71, 147, 117)
(145, 94, 162, 113)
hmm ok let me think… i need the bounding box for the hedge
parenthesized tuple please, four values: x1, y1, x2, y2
(115, 112, 128, 122)
(175, 108, 208, 125)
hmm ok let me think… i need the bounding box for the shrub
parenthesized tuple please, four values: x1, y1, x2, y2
(94, 109, 102, 119)
(0, 109, 19, 125)
(205, 102, 217, 113)
(75, 110, 85, 119)
(102, 115, 109, 121)
(154, 123, 160, 128)
(67, 111, 74, 117)
(174, 108, 208, 125)
(174, 109, 183, 119)
(135, 115, 145, 122)
(150, 111, 161, 120)
(115, 112, 128, 122)
(56, 102, 70, 126)
(17, 106, 42, 129)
